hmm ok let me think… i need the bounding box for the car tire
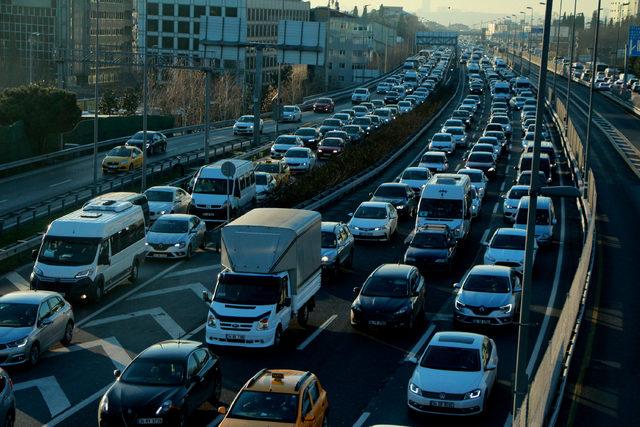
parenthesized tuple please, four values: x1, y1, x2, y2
(61, 321, 74, 346)
(129, 260, 139, 283)
(4, 409, 15, 427)
(28, 342, 40, 367)
(272, 326, 283, 349)
(297, 305, 309, 327)
(186, 245, 193, 260)
(91, 280, 104, 303)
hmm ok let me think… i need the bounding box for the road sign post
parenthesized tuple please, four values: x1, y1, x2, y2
(221, 161, 236, 223)
(629, 26, 640, 58)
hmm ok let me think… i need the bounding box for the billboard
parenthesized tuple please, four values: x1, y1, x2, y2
(200, 16, 247, 61)
(416, 31, 459, 47)
(277, 20, 326, 66)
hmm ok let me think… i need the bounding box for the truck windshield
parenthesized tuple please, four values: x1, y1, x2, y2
(214, 274, 282, 305)
(38, 236, 100, 266)
(418, 199, 463, 219)
(193, 178, 231, 195)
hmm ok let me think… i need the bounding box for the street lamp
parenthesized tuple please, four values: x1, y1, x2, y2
(520, 11, 526, 73)
(565, 0, 578, 133)
(615, 2, 630, 68)
(584, 1, 603, 185)
(552, 0, 563, 101)
(28, 32, 42, 84)
(92, 0, 100, 196)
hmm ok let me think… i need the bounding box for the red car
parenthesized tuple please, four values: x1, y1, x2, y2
(313, 97, 335, 113)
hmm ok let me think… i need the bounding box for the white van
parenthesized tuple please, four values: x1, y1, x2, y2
(513, 196, 556, 246)
(416, 174, 472, 240)
(492, 81, 511, 101)
(31, 200, 146, 302)
(189, 159, 256, 224)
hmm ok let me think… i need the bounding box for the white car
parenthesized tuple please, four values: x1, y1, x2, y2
(407, 331, 498, 416)
(489, 115, 512, 137)
(443, 126, 467, 147)
(283, 147, 316, 173)
(351, 87, 371, 104)
(347, 201, 398, 242)
(145, 214, 207, 259)
(428, 133, 455, 155)
(399, 166, 432, 194)
(233, 115, 263, 135)
(502, 185, 529, 222)
(255, 172, 276, 202)
(398, 101, 413, 114)
(280, 105, 301, 122)
(144, 186, 192, 222)
(376, 83, 391, 94)
(460, 98, 478, 113)
(470, 187, 482, 218)
(457, 168, 488, 198)
(419, 151, 448, 172)
(270, 135, 304, 159)
(483, 228, 535, 272)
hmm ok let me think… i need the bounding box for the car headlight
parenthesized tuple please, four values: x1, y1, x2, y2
(464, 389, 482, 400)
(373, 227, 382, 231)
(207, 313, 217, 327)
(321, 255, 329, 263)
(75, 268, 94, 279)
(100, 395, 109, 413)
(395, 205, 405, 209)
(174, 242, 187, 248)
(409, 383, 422, 395)
(394, 306, 410, 316)
(332, 150, 338, 153)
(454, 299, 466, 311)
(301, 162, 308, 166)
(6, 337, 29, 348)
(257, 317, 270, 330)
(156, 400, 174, 415)
(500, 304, 513, 314)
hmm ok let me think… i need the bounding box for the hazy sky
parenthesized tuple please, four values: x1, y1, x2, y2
(310, 0, 601, 27)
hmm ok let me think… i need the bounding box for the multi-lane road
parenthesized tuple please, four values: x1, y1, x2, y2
(0, 63, 590, 426)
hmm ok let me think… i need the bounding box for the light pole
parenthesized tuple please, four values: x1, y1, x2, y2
(520, 11, 526, 74)
(565, 0, 578, 133)
(552, 0, 563, 101)
(28, 32, 41, 84)
(141, 6, 149, 192)
(275, 0, 285, 136)
(615, 2, 630, 68)
(584, 0, 602, 184)
(526, 6, 534, 76)
(92, 0, 100, 196)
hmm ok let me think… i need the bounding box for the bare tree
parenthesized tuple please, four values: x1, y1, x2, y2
(211, 73, 244, 121)
(149, 67, 205, 125)
(280, 65, 308, 104)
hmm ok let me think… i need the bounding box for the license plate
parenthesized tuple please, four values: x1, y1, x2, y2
(430, 401, 454, 408)
(369, 320, 386, 326)
(226, 334, 244, 340)
(154, 253, 168, 258)
(472, 319, 491, 324)
(137, 418, 163, 425)
(108, 165, 118, 169)
(202, 213, 215, 217)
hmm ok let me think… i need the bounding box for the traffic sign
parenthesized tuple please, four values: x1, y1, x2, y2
(221, 161, 236, 178)
(629, 26, 640, 57)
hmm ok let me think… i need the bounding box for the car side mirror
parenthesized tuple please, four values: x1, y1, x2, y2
(453, 282, 461, 289)
(283, 297, 292, 307)
(32, 249, 38, 260)
(304, 414, 316, 422)
(113, 369, 121, 379)
(352, 287, 361, 298)
(39, 317, 53, 327)
(217, 406, 227, 415)
(202, 291, 211, 303)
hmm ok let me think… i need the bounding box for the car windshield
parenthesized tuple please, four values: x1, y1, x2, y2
(399, 102, 411, 107)
(422, 154, 445, 163)
(420, 345, 481, 371)
(321, 138, 344, 148)
(228, 391, 299, 423)
(121, 359, 186, 386)
(355, 89, 367, 94)
(478, 138, 498, 146)
(449, 128, 464, 136)
(323, 119, 341, 126)
(283, 106, 296, 112)
(295, 129, 315, 136)
(473, 145, 493, 154)
(433, 134, 451, 142)
(445, 120, 462, 127)
(317, 98, 331, 104)
(130, 131, 147, 140)
(459, 172, 481, 182)
(354, 206, 387, 219)
(321, 231, 337, 248)
(362, 276, 409, 297)
(515, 207, 551, 225)
(214, 274, 282, 305)
(418, 199, 463, 219)
(468, 153, 494, 163)
(353, 119, 370, 125)
(275, 136, 298, 145)
(193, 178, 231, 195)
(150, 219, 188, 234)
(285, 150, 307, 158)
(485, 132, 504, 140)
(402, 169, 429, 180)
(508, 188, 529, 199)
(38, 236, 100, 266)
(491, 233, 526, 250)
(108, 147, 131, 157)
(411, 232, 448, 248)
(255, 175, 268, 185)
(238, 116, 254, 123)
(0, 303, 38, 327)
(255, 163, 280, 174)
(375, 109, 390, 117)
(464, 273, 511, 293)
(344, 126, 359, 134)
(491, 116, 509, 124)
(145, 190, 173, 202)
(375, 186, 406, 198)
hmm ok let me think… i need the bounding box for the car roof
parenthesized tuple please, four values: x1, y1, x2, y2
(154, 214, 194, 221)
(468, 264, 513, 277)
(416, 224, 450, 234)
(137, 340, 203, 360)
(458, 168, 483, 175)
(493, 227, 527, 237)
(0, 291, 61, 304)
(378, 182, 409, 189)
(146, 186, 178, 192)
(373, 263, 415, 278)
(244, 369, 312, 394)
(359, 201, 391, 208)
(518, 196, 552, 208)
(424, 151, 447, 157)
(429, 331, 485, 349)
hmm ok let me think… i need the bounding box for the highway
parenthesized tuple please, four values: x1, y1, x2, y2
(0, 63, 587, 426)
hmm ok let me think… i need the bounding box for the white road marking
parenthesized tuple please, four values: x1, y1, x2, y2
(404, 324, 436, 363)
(77, 261, 184, 327)
(129, 282, 208, 301)
(14, 376, 70, 417)
(5, 271, 29, 291)
(43, 384, 110, 427)
(297, 314, 337, 351)
(49, 179, 72, 188)
(0, 199, 7, 204)
(183, 323, 206, 340)
(500, 181, 506, 192)
(84, 307, 186, 339)
(165, 264, 220, 279)
(44, 336, 132, 370)
(352, 412, 371, 427)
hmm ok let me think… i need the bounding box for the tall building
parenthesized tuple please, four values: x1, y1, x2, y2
(609, 0, 639, 22)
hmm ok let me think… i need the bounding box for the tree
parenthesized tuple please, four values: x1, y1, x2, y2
(352, 6, 358, 17)
(149, 66, 205, 125)
(211, 73, 244, 121)
(119, 87, 141, 116)
(0, 85, 81, 152)
(99, 89, 118, 115)
(363, 5, 368, 17)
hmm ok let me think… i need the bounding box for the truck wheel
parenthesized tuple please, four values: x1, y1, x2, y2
(129, 260, 139, 283)
(297, 306, 309, 327)
(91, 280, 104, 303)
(273, 326, 283, 349)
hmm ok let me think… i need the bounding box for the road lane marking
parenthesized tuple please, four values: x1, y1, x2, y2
(49, 179, 72, 188)
(0, 199, 7, 204)
(165, 264, 220, 279)
(43, 384, 110, 427)
(183, 323, 206, 340)
(44, 336, 132, 369)
(404, 324, 436, 363)
(492, 202, 499, 214)
(297, 314, 337, 351)
(84, 307, 186, 339)
(129, 282, 209, 301)
(5, 271, 29, 291)
(353, 412, 371, 427)
(14, 376, 70, 417)
(500, 181, 506, 192)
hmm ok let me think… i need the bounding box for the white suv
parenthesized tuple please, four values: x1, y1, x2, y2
(351, 88, 371, 104)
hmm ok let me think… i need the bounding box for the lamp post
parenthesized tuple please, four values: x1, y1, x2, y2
(28, 32, 42, 84)
(552, 0, 563, 101)
(615, 2, 630, 68)
(565, 0, 578, 133)
(275, 0, 285, 136)
(584, 0, 602, 185)
(526, 6, 533, 76)
(520, 11, 526, 74)
(92, 0, 100, 196)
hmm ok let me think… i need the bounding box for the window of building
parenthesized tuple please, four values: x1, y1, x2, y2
(147, 19, 158, 32)
(178, 21, 189, 33)
(226, 7, 237, 17)
(162, 36, 173, 49)
(147, 3, 158, 15)
(146, 35, 158, 48)
(194, 22, 200, 34)
(162, 3, 173, 16)
(178, 5, 189, 17)
(193, 38, 199, 50)
(194, 6, 205, 17)
(162, 20, 173, 33)
(178, 38, 189, 50)
(339, 63, 345, 68)
(210, 6, 222, 16)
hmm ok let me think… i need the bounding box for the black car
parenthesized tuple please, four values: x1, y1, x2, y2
(342, 125, 365, 143)
(369, 182, 417, 218)
(313, 97, 335, 113)
(451, 110, 471, 129)
(98, 340, 222, 426)
(403, 225, 457, 271)
(351, 264, 426, 330)
(384, 90, 401, 104)
(125, 131, 167, 155)
(294, 127, 322, 149)
(300, 98, 317, 112)
(352, 117, 373, 134)
(318, 119, 343, 136)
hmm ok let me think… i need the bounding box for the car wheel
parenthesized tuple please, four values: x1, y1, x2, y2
(4, 409, 15, 427)
(91, 280, 104, 303)
(129, 260, 139, 283)
(186, 245, 193, 260)
(297, 305, 309, 327)
(61, 321, 74, 345)
(272, 326, 283, 349)
(28, 342, 40, 367)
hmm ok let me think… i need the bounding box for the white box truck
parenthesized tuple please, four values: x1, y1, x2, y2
(203, 208, 321, 348)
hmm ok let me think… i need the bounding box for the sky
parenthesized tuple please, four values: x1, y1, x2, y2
(309, 0, 601, 27)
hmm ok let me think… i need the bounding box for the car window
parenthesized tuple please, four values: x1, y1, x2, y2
(187, 354, 199, 377)
(482, 340, 490, 367)
(301, 390, 313, 416)
(307, 380, 320, 404)
(47, 297, 65, 314)
(193, 348, 210, 371)
(38, 302, 51, 321)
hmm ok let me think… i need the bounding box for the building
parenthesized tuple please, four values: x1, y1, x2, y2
(609, 0, 639, 22)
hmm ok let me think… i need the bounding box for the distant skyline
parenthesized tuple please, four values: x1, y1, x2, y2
(309, 0, 601, 27)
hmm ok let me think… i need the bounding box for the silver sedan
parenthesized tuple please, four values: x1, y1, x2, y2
(146, 214, 207, 259)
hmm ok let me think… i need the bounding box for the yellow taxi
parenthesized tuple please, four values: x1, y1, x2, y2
(101, 145, 144, 173)
(218, 369, 329, 426)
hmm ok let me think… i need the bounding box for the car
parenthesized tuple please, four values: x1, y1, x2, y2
(280, 105, 302, 122)
(441, 119, 465, 131)
(374, 108, 393, 124)
(524, 141, 557, 171)
(144, 186, 192, 221)
(101, 146, 143, 173)
(469, 82, 484, 94)
(233, 115, 263, 135)
(484, 123, 506, 135)
(483, 228, 535, 272)
(482, 131, 508, 153)
(300, 98, 317, 111)
(270, 134, 304, 159)
(377, 82, 392, 93)
(351, 264, 426, 330)
(384, 90, 402, 104)
(515, 170, 547, 187)
(0, 291, 74, 367)
(283, 147, 316, 173)
(0, 368, 15, 426)
(366, 114, 382, 130)
(468, 143, 498, 162)
(294, 127, 321, 149)
(489, 115, 512, 138)
(502, 185, 529, 222)
(352, 105, 370, 118)
(371, 99, 385, 109)
(451, 110, 471, 128)
(342, 124, 366, 143)
(254, 159, 289, 177)
(407, 331, 498, 416)
(313, 97, 335, 113)
(316, 137, 346, 159)
(398, 100, 414, 114)
(146, 214, 206, 259)
(321, 221, 354, 275)
(513, 196, 557, 246)
(443, 126, 467, 147)
(464, 152, 496, 176)
(457, 168, 488, 198)
(399, 166, 432, 194)
(360, 102, 374, 111)
(466, 94, 481, 106)
(370, 182, 418, 218)
(419, 151, 449, 172)
(428, 133, 455, 155)
(351, 87, 371, 104)
(99, 340, 222, 426)
(509, 96, 526, 110)
(461, 98, 478, 113)
(255, 172, 276, 203)
(458, 105, 476, 121)
(352, 116, 374, 134)
(470, 186, 482, 218)
(386, 104, 400, 118)
(125, 131, 167, 155)
(347, 201, 398, 242)
(324, 130, 349, 142)
(453, 265, 522, 326)
(318, 118, 343, 136)
(403, 225, 457, 271)
(218, 369, 328, 426)
(524, 123, 551, 140)
(595, 81, 611, 91)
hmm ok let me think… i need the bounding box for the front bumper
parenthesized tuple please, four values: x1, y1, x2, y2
(0, 344, 33, 366)
(287, 164, 310, 173)
(205, 325, 275, 348)
(102, 164, 129, 173)
(31, 275, 94, 300)
(350, 228, 388, 241)
(145, 244, 188, 259)
(233, 127, 254, 135)
(350, 310, 412, 329)
(407, 392, 482, 416)
(454, 309, 514, 326)
(99, 408, 178, 427)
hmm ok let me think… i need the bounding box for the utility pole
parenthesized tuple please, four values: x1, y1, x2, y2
(565, 0, 578, 133)
(615, 3, 630, 68)
(141, 16, 149, 192)
(527, 6, 534, 76)
(253, 47, 264, 148)
(584, 0, 602, 183)
(204, 65, 211, 164)
(552, 0, 563, 101)
(92, 1, 100, 196)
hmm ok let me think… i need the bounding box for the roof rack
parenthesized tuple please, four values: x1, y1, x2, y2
(294, 371, 312, 392)
(247, 369, 268, 387)
(83, 200, 133, 213)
